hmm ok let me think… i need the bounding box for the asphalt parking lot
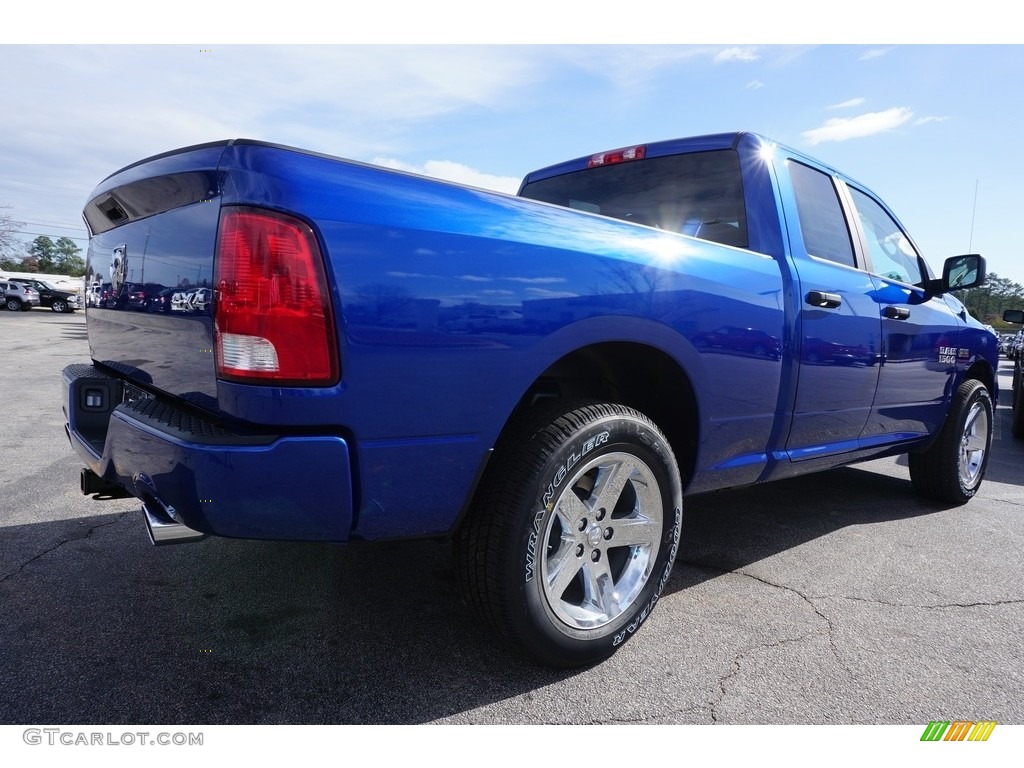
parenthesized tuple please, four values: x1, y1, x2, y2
(1, 308, 1021, 725)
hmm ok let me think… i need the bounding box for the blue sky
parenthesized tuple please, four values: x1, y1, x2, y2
(1, 34, 1021, 285)
(2, 13, 1022, 759)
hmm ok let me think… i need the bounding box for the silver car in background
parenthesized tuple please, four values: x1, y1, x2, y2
(0, 280, 40, 311)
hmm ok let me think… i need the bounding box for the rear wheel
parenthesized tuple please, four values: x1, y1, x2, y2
(909, 379, 992, 504)
(6, 298, 21, 311)
(456, 400, 682, 667)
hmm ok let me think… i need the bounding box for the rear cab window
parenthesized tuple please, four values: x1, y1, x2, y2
(519, 149, 749, 249)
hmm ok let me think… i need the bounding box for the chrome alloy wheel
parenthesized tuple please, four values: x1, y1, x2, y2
(959, 400, 989, 489)
(540, 451, 662, 630)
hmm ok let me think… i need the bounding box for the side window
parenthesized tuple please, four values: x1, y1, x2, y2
(788, 161, 856, 268)
(847, 187, 923, 285)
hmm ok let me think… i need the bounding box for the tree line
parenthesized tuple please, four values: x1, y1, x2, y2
(1, 204, 86, 276)
(953, 272, 1024, 329)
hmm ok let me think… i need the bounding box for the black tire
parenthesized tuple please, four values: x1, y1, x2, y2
(51, 299, 68, 313)
(456, 400, 683, 667)
(1012, 369, 1024, 439)
(1012, 362, 1020, 411)
(5, 298, 21, 312)
(909, 379, 993, 504)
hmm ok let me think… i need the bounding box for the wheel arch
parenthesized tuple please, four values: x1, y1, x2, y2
(449, 316, 706, 537)
(507, 341, 700, 490)
(964, 359, 997, 407)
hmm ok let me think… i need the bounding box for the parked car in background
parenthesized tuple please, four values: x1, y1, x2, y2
(97, 283, 113, 307)
(1005, 331, 1019, 361)
(995, 333, 1011, 358)
(86, 283, 103, 307)
(9, 278, 80, 313)
(122, 282, 165, 311)
(691, 325, 782, 359)
(1011, 329, 1024, 363)
(1002, 310, 1024, 437)
(0, 280, 40, 311)
(146, 287, 175, 313)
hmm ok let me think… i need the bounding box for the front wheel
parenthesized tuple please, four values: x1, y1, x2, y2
(909, 379, 993, 504)
(456, 400, 682, 667)
(1013, 362, 1021, 414)
(51, 299, 68, 313)
(1011, 366, 1024, 439)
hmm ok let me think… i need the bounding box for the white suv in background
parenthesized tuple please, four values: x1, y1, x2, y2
(0, 280, 40, 311)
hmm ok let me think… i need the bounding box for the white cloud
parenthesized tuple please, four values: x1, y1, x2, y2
(746, 80, 765, 90)
(526, 287, 579, 299)
(802, 108, 914, 144)
(506, 276, 567, 284)
(0, 45, 541, 226)
(715, 47, 759, 64)
(915, 115, 950, 126)
(554, 46, 716, 89)
(373, 158, 521, 194)
(828, 97, 866, 110)
(386, 271, 439, 279)
(859, 48, 894, 61)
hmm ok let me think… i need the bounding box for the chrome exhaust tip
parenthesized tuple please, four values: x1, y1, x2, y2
(142, 501, 207, 546)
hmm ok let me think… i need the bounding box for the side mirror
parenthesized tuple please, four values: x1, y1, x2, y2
(934, 253, 986, 294)
(1004, 309, 1024, 324)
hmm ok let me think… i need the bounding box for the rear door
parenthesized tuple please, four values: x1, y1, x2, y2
(780, 158, 883, 459)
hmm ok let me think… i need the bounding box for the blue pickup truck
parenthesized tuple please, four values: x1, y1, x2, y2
(64, 132, 997, 666)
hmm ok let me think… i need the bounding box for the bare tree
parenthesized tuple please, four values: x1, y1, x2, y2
(0, 203, 25, 266)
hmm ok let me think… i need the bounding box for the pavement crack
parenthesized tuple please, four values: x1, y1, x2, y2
(735, 569, 852, 675)
(601, 703, 709, 725)
(708, 629, 822, 722)
(681, 558, 1024, 611)
(679, 552, 856, 720)
(837, 594, 1024, 610)
(0, 511, 132, 584)
(679, 561, 847, 671)
(681, 555, 1022, 722)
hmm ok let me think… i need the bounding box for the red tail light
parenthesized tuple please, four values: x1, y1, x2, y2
(587, 145, 647, 168)
(214, 207, 339, 385)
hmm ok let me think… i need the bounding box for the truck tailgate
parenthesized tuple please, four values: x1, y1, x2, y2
(83, 143, 227, 409)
